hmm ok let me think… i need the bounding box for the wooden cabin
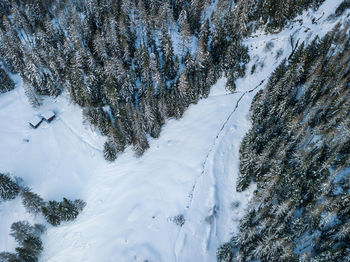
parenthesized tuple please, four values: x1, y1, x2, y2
(41, 110, 56, 122)
(29, 116, 43, 129)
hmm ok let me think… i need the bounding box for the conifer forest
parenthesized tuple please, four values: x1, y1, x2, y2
(0, 0, 349, 261)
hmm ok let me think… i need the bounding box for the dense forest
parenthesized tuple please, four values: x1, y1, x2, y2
(218, 24, 350, 261)
(0, 0, 324, 160)
(1, 0, 349, 261)
(0, 0, 244, 159)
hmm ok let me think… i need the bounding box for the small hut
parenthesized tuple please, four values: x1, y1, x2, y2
(41, 110, 56, 122)
(29, 116, 43, 129)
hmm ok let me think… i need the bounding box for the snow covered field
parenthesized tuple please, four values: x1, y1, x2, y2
(0, 0, 346, 261)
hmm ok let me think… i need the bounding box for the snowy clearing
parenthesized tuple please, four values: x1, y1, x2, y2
(0, 0, 346, 261)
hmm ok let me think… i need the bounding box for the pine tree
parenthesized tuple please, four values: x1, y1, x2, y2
(8, 221, 45, 262)
(41, 201, 61, 226)
(217, 242, 234, 262)
(178, 10, 192, 56)
(158, 1, 173, 26)
(0, 68, 14, 94)
(59, 198, 80, 221)
(16, 246, 38, 262)
(103, 141, 117, 161)
(195, 22, 211, 71)
(0, 252, 17, 261)
(177, 70, 191, 108)
(189, 0, 204, 33)
(0, 173, 20, 201)
(41, 198, 86, 226)
(10, 221, 45, 246)
(210, 20, 227, 65)
(161, 27, 177, 80)
(132, 112, 149, 157)
(144, 88, 162, 138)
(149, 53, 162, 92)
(20, 188, 44, 215)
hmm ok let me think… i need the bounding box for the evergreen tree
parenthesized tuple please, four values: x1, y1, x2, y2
(0, 173, 20, 201)
(189, 0, 203, 33)
(20, 188, 44, 215)
(132, 112, 149, 157)
(0, 68, 15, 94)
(178, 10, 192, 56)
(5, 221, 46, 262)
(42, 198, 85, 226)
(195, 23, 211, 71)
(161, 27, 177, 81)
(10, 221, 45, 247)
(0, 252, 17, 262)
(103, 141, 117, 161)
(177, 70, 190, 109)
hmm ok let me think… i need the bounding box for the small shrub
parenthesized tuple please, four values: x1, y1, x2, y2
(231, 201, 240, 209)
(173, 214, 185, 227)
(251, 64, 257, 75)
(275, 48, 284, 60)
(264, 41, 275, 52)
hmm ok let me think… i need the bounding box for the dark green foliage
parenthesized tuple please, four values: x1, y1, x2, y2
(20, 188, 44, 215)
(0, 68, 14, 94)
(228, 26, 350, 261)
(232, 0, 325, 34)
(173, 214, 185, 227)
(0, 0, 251, 161)
(10, 221, 45, 247)
(336, 0, 350, 16)
(15, 247, 39, 262)
(103, 141, 117, 162)
(1, 173, 86, 260)
(42, 198, 86, 226)
(217, 242, 234, 262)
(0, 221, 47, 262)
(0, 173, 20, 201)
(0, 252, 18, 262)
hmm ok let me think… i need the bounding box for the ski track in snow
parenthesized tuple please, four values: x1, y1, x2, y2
(174, 79, 265, 261)
(0, 1, 346, 261)
(184, 78, 265, 219)
(58, 117, 103, 153)
(173, 75, 270, 261)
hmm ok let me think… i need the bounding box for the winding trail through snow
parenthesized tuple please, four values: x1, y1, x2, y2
(174, 79, 266, 262)
(186, 79, 265, 209)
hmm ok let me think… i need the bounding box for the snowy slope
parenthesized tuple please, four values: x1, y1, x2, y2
(0, 0, 347, 261)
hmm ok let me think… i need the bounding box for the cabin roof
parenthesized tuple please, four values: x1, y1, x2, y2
(41, 110, 55, 120)
(29, 116, 43, 127)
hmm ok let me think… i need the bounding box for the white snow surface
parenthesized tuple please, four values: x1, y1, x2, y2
(0, 0, 346, 261)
